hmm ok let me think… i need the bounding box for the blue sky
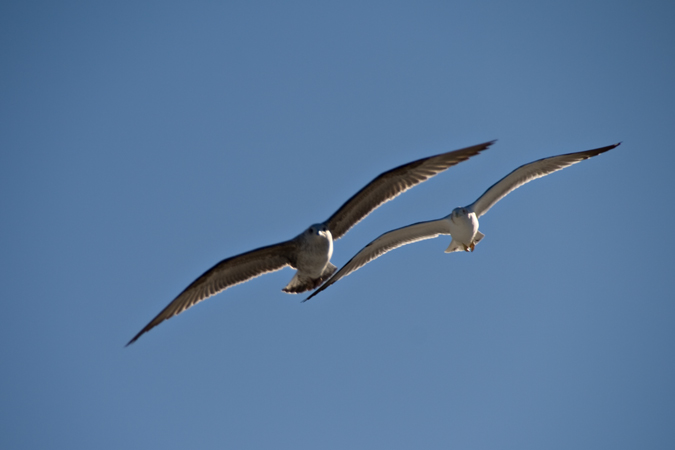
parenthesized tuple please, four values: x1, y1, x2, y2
(1, 1, 674, 449)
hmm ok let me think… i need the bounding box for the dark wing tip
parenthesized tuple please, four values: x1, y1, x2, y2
(125, 323, 154, 347)
(303, 288, 322, 302)
(437, 139, 497, 165)
(595, 141, 621, 152)
(471, 139, 497, 149)
(580, 142, 621, 159)
(439, 139, 496, 159)
(125, 331, 143, 347)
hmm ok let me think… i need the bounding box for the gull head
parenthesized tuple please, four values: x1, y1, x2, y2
(451, 207, 470, 219)
(305, 223, 332, 241)
(302, 224, 334, 257)
(450, 207, 476, 227)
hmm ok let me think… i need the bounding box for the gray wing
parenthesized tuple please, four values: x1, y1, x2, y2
(127, 239, 299, 346)
(304, 219, 450, 301)
(468, 143, 619, 218)
(324, 141, 495, 240)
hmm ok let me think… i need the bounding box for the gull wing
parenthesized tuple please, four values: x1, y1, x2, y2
(468, 143, 619, 218)
(127, 239, 299, 345)
(324, 141, 494, 240)
(305, 219, 450, 301)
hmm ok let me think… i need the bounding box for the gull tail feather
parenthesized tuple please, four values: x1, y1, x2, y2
(282, 263, 338, 294)
(474, 231, 485, 245)
(444, 240, 465, 253)
(444, 231, 485, 253)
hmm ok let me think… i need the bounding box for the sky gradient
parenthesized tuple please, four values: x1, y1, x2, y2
(1, 1, 674, 449)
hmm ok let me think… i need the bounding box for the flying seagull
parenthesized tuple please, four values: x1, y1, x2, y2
(305, 142, 619, 301)
(126, 141, 494, 345)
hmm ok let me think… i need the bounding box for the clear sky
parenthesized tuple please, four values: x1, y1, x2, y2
(1, 1, 674, 449)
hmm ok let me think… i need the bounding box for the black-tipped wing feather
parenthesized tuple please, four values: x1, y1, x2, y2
(324, 141, 494, 240)
(305, 219, 450, 301)
(469, 143, 619, 218)
(127, 240, 299, 345)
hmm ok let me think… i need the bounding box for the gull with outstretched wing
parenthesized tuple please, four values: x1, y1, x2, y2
(127, 141, 494, 345)
(305, 143, 619, 301)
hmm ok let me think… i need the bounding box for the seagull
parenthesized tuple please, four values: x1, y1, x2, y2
(126, 141, 494, 345)
(305, 142, 619, 301)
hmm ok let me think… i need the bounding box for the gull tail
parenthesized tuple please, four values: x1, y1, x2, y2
(282, 263, 338, 294)
(444, 239, 465, 253)
(444, 231, 485, 253)
(474, 231, 485, 246)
